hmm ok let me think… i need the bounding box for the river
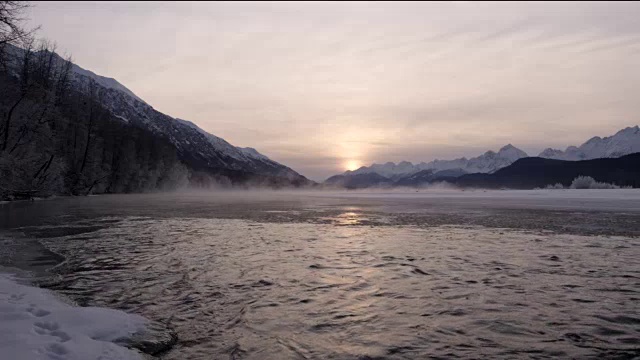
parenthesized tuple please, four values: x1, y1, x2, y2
(1, 189, 639, 359)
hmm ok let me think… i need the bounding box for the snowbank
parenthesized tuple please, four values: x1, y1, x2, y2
(0, 272, 148, 360)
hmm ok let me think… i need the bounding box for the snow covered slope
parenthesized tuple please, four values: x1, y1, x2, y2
(348, 161, 417, 179)
(62, 55, 308, 183)
(176, 120, 272, 164)
(70, 64, 146, 104)
(237, 147, 272, 162)
(538, 126, 640, 161)
(452, 144, 528, 173)
(345, 144, 528, 179)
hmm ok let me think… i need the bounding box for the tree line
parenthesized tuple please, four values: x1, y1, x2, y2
(0, 1, 188, 200)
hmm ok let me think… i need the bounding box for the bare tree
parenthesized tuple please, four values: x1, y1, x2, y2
(80, 79, 96, 173)
(1, 36, 31, 151)
(0, 1, 38, 45)
(0, 2, 192, 199)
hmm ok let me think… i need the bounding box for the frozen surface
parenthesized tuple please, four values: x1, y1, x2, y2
(0, 271, 147, 360)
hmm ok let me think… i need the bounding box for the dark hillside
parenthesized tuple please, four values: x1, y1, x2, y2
(454, 154, 640, 189)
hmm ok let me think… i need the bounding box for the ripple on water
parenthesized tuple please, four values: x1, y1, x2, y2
(12, 217, 638, 360)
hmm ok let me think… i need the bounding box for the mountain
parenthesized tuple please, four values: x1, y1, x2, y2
(172, 118, 303, 181)
(323, 144, 528, 188)
(392, 169, 435, 187)
(348, 161, 418, 179)
(393, 168, 468, 187)
(331, 144, 528, 182)
(539, 126, 640, 161)
(325, 126, 640, 189)
(0, 44, 311, 200)
(69, 63, 146, 104)
(67, 61, 308, 184)
(324, 172, 393, 189)
(458, 144, 529, 173)
(429, 168, 469, 178)
(454, 153, 640, 189)
(324, 168, 471, 189)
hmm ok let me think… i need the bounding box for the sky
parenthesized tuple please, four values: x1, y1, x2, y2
(28, 1, 640, 180)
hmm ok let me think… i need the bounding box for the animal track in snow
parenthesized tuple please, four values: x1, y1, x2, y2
(33, 321, 72, 343)
(27, 304, 51, 317)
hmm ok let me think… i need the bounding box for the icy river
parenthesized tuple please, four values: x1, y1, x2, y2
(1, 189, 639, 359)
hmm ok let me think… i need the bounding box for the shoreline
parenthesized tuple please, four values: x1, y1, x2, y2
(2, 186, 639, 204)
(0, 268, 177, 359)
(0, 230, 178, 358)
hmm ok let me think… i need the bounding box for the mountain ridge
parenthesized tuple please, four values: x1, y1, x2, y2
(61, 50, 310, 185)
(538, 126, 640, 161)
(454, 153, 640, 189)
(0, 43, 312, 201)
(327, 126, 640, 185)
(339, 144, 529, 181)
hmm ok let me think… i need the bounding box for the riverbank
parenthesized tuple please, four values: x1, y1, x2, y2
(0, 269, 166, 359)
(0, 232, 178, 358)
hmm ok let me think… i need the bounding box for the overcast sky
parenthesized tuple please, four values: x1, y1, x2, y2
(29, 1, 640, 180)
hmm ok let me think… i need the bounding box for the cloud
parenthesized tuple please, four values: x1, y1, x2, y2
(28, 1, 640, 180)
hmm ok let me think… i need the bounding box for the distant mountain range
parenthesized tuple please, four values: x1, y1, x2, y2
(343, 144, 528, 179)
(325, 126, 640, 189)
(539, 126, 640, 161)
(454, 153, 640, 189)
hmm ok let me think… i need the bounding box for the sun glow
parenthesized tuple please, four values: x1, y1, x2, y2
(344, 160, 361, 171)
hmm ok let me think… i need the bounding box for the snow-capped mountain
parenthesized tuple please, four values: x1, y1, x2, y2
(69, 63, 146, 104)
(538, 126, 640, 161)
(237, 147, 272, 162)
(63, 55, 308, 183)
(439, 144, 529, 173)
(348, 161, 417, 179)
(344, 144, 528, 179)
(326, 126, 640, 188)
(324, 172, 393, 189)
(175, 119, 283, 169)
(342, 126, 640, 182)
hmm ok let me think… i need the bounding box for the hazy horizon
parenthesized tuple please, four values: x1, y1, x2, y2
(28, 1, 640, 180)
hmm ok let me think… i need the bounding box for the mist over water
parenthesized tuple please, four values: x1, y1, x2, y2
(1, 190, 639, 359)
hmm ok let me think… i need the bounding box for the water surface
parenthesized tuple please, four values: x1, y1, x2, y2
(1, 190, 639, 359)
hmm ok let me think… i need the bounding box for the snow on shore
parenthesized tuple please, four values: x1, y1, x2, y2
(0, 271, 147, 360)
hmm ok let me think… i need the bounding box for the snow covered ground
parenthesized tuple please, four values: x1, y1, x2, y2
(0, 270, 149, 360)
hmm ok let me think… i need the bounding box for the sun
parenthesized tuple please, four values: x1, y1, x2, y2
(344, 160, 361, 171)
